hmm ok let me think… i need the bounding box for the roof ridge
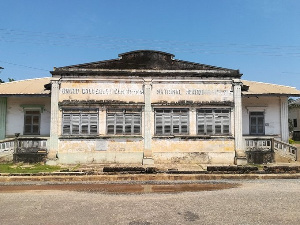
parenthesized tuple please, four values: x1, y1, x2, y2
(242, 80, 297, 89)
(0, 77, 51, 85)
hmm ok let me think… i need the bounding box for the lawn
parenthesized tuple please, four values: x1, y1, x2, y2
(0, 163, 62, 173)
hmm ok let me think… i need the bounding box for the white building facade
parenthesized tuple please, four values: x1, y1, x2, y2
(1, 51, 299, 164)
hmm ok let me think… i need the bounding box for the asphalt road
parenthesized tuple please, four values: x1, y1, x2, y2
(0, 179, 300, 225)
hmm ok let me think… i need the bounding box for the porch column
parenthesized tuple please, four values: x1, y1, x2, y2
(143, 78, 154, 165)
(0, 97, 7, 140)
(280, 97, 289, 143)
(48, 79, 60, 159)
(233, 79, 246, 165)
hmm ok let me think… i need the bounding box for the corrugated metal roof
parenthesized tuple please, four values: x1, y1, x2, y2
(242, 80, 300, 96)
(1, 77, 299, 97)
(0, 77, 51, 96)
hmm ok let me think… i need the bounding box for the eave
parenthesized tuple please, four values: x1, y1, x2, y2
(51, 69, 241, 78)
(0, 94, 50, 97)
(242, 94, 300, 97)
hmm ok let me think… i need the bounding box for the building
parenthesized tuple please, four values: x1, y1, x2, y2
(288, 99, 300, 140)
(1, 50, 300, 165)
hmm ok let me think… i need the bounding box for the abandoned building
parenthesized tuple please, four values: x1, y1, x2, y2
(1, 50, 300, 165)
(289, 99, 300, 141)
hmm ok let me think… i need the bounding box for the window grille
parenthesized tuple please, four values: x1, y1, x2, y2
(62, 109, 98, 135)
(107, 109, 141, 135)
(155, 109, 189, 135)
(197, 109, 230, 135)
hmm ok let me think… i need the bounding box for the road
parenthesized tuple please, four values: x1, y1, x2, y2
(0, 179, 300, 225)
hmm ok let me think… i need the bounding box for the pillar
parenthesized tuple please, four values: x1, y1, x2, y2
(233, 79, 246, 165)
(143, 79, 154, 165)
(0, 97, 7, 140)
(48, 80, 60, 159)
(280, 97, 289, 143)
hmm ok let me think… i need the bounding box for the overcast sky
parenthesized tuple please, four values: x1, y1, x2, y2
(1, 0, 300, 89)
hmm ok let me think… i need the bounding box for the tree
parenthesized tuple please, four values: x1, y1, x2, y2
(8, 78, 15, 82)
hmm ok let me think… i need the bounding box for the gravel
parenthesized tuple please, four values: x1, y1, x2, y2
(0, 179, 300, 225)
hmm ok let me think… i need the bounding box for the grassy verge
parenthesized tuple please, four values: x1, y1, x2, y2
(0, 163, 62, 173)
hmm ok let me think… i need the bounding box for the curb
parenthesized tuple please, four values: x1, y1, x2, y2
(1, 173, 300, 182)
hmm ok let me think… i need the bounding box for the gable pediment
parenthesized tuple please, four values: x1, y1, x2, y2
(52, 50, 241, 77)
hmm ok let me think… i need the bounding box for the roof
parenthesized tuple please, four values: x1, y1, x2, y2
(0, 77, 51, 96)
(51, 50, 241, 78)
(1, 77, 299, 97)
(242, 80, 300, 97)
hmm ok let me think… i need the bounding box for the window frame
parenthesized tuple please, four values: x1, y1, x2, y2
(154, 108, 189, 136)
(249, 111, 265, 135)
(106, 109, 142, 135)
(196, 108, 231, 136)
(23, 109, 41, 135)
(62, 108, 99, 136)
(293, 119, 298, 128)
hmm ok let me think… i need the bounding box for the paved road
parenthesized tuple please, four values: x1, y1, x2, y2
(0, 179, 300, 225)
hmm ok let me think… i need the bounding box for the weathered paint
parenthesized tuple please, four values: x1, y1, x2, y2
(1, 51, 297, 165)
(153, 152, 235, 164)
(0, 97, 7, 139)
(59, 80, 144, 103)
(151, 139, 235, 164)
(5, 97, 51, 137)
(289, 107, 300, 131)
(242, 96, 281, 136)
(151, 81, 233, 103)
(57, 137, 144, 164)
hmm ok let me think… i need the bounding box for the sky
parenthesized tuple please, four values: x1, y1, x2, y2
(0, 0, 300, 89)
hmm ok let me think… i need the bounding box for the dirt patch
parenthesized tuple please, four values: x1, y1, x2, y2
(0, 183, 239, 193)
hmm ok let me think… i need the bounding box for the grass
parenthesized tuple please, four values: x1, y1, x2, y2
(0, 163, 62, 174)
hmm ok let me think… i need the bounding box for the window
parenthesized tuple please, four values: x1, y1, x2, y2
(249, 112, 264, 135)
(293, 119, 298, 128)
(62, 109, 98, 135)
(155, 109, 189, 135)
(197, 109, 230, 135)
(107, 109, 141, 135)
(24, 110, 41, 135)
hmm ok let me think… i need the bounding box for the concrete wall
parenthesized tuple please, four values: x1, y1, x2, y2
(152, 138, 235, 164)
(57, 138, 144, 164)
(6, 97, 51, 137)
(289, 107, 300, 131)
(242, 96, 281, 136)
(54, 77, 236, 165)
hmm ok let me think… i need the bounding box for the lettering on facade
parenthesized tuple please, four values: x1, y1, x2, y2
(60, 87, 232, 97)
(61, 88, 80, 94)
(61, 88, 144, 95)
(155, 89, 232, 96)
(156, 89, 181, 95)
(186, 89, 231, 96)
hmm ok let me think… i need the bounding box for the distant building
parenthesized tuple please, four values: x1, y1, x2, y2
(289, 99, 300, 140)
(1, 50, 300, 164)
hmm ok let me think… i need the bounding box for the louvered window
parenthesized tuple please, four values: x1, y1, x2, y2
(155, 109, 189, 135)
(197, 109, 230, 135)
(107, 109, 141, 135)
(62, 109, 98, 135)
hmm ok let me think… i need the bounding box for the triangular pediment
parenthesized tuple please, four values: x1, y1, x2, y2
(52, 50, 241, 77)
